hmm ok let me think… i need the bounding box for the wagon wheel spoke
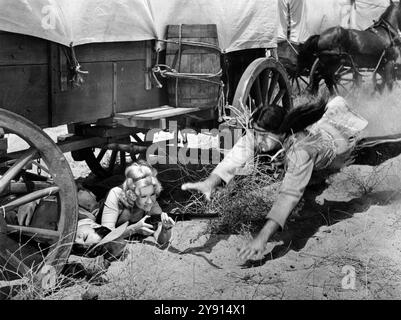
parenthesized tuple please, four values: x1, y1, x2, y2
(295, 78, 301, 93)
(337, 68, 352, 77)
(6, 225, 60, 243)
(0, 149, 37, 194)
(259, 69, 270, 108)
(338, 78, 354, 83)
(96, 149, 107, 162)
(267, 71, 279, 105)
(120, 151, 126, 169)
(0, 248, 31, 277)
(272, 88, 286, 106)
(106, 150, 118, 174)
(299, 76, 309, 86)
(262, 70, 271, 107)
(2, 186, 59, 212)
(252, 77, 263, 109)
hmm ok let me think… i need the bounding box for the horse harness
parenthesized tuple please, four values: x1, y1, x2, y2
(368, 18, 401, 47)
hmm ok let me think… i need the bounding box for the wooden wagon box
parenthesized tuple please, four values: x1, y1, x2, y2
(0, 31, 167, 128)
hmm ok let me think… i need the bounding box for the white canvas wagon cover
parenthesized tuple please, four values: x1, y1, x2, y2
(0, 0, 279, 53)
(278, 0, 392, 43)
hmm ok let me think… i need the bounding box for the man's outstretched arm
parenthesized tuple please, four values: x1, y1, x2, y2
(238, 148, 315, 260)
(182, 132, 255, 199)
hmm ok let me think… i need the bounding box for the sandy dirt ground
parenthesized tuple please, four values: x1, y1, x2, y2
(20, 86, 401, 300)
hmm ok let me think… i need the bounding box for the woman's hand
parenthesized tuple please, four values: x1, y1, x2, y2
(129, 215, 155, 236)
(160, 212, 175, 229)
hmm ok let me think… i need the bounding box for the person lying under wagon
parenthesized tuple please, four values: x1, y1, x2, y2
(182, 95, 401, 261)
(6, 161, 175, 259)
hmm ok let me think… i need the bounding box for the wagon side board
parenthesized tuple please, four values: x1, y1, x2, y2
(0, 31, 168, 128)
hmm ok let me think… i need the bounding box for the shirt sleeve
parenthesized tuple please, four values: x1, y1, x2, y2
(266, 146, 315, 229)
(101, 187, 121, 229)
(212, 132, 255, 184)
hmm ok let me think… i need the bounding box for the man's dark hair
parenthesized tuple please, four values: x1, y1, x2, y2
(254, 104, 287, 133)
(254, 95, 328, 135)
(72, 226, 111, 257)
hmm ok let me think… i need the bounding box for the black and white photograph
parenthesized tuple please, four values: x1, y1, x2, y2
(1, 0, 401, 306)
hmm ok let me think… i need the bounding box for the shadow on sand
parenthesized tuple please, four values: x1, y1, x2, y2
(241, 184, 401, 268)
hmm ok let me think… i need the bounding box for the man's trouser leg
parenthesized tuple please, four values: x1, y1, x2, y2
(352, 133, 401, 166)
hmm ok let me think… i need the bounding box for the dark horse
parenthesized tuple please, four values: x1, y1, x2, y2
(298, 0, 401, 95)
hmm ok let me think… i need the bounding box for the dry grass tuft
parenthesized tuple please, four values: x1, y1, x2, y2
(171, 157, 284, 235)
(343, 163, 394, 197)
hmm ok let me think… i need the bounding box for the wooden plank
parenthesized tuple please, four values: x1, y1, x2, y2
(57, 136, 108, 153)
(58, 46, 69, 92)
(145, 41, 152, 90)
(116, 106, 199, 120)
(115, 60, 168, 114)
(52, 62, 113, 125)
(0, 65, 49, 127)
(122, 105, 172, 116)
(110, 118, 167, 130)
(0, 32, 48, 66)
(73, 41, 146, 63)
(80, 126, 140, 138)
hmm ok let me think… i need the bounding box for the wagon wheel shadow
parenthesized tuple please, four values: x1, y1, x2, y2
(241, 184, 401, 269)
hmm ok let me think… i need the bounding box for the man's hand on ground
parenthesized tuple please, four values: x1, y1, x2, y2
(237, 236, 267, 261)
(237, 219, 280, 261)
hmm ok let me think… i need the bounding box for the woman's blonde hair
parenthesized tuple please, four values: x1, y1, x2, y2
(120, 160, 162, 205)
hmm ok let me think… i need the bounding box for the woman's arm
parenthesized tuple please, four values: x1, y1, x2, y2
(101, 188, 122, 229)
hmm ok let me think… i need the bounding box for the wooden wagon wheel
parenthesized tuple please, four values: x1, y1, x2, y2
(332, 62, 362, 97)
(0, 109, 78, 286)
(78, 134, 149, 179)
(232, 57, 293, 118)
(288, 73, 310, 96)
(309, 57, 361, 97)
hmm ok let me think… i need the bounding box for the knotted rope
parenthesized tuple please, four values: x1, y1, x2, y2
(152, 25, 224, 110)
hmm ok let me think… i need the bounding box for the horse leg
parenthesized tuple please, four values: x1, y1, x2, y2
(307, 77, 319, 95)
(384, 61, 395, 92)
(324, 76, 336, 96)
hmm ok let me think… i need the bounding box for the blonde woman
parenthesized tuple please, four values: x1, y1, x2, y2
(101, 160, 175, 245)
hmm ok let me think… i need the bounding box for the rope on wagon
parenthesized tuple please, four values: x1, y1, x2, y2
(152, 25, 225, 109)
(285, 38, 299, 56)
(62, 42, 89, 88)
